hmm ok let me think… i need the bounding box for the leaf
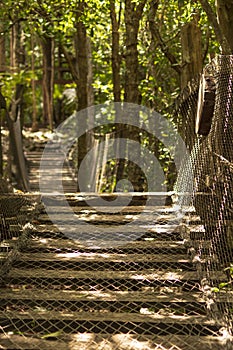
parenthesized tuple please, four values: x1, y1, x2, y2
(219, 282, 229, 289)
(41, 330, 64, 339)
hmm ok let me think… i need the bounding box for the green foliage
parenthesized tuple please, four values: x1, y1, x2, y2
(211, 264, 233, 293)
(0, 0, 221, 116)
(0, 0, 224, 190)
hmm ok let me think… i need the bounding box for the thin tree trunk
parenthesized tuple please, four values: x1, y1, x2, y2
(86, 37, 96, 191)
(50, 38, 55, 128)
(110, 0, 121, 103)
(181, 16, 203, 89)
(198, 0, 230, 54)
(124, 0, 145, 104)
(0, 24, 6, 176)
(110, 0, 124, 190)
(75, 17, 89, 192)
(0, 23, 6, 72)
(123, 0, 146, 192)
(74, 3, 95, 191)
(61, 2, 94, 192)
(41, 36, 54, 130)
(148, 0, 181, 75)
(8, 22, 29, 191)
(216, 0, 233, 53)
(31, 31, 38, 132)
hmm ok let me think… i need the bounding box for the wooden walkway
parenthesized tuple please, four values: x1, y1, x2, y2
(0, 143, 231, 349)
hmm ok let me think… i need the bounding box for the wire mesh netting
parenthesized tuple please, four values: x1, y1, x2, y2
(0, 55, 233, 349)
(175, 54, 233, 347)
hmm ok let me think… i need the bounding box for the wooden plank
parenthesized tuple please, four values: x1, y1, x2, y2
(12, 252, 191, 263)
(39, 205, 196, 215)
(0, 289, 206, 303)
(0, 334, 227, 350)
(37, 213, 201, 225)
(32, 222, 183, 232)
(0, 237, 210, 254)
(8, 268, 225, 281)
(39, 193, 174, 207)
(0, 310, 215, 324)
(0, 239, 188, 252)
(41, 204, 195, 214)
(0, 335, 66, 350)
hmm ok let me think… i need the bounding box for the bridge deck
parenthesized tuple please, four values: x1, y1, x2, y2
(0, 143, 231, 350)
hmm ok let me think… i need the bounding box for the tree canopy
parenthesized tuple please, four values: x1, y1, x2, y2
(0, 0, 232, 191)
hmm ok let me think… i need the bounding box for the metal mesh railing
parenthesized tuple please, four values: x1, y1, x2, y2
(175, 55, 233, 347)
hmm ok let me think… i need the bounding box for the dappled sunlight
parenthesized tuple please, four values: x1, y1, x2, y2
(131, 271, 188, 281)
(67, 333, 233, 350)
(56, 252, 121, 260)
(0, 333, 229, 350)
(69, 333, 113, 350)
(112, 334, 153, 350)
(68, 333, 161, 350)
(0, 0, 233, 347)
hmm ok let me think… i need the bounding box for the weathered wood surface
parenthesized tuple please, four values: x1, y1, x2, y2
(0, 334, 228, 350)
(0, 144, 231, 349)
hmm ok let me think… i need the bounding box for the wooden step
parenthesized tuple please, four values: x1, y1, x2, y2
(37, 212, 201, 224)
(0, 334, 228, 350)
(10, 252, 192, 263)
(0, 180, 229, 350)
(7, 254, 195, 272)
(41, 193, 174, 206)
(0, 309, 215, 324)
(0, 311, 219, 335)
(0, 289, 206, 303)
(6, 268, 226, 282)
(1, 294, 207, 316)
(0, 239, 188, 253)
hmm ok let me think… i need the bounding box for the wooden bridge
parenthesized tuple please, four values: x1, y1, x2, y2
(0, 140, 231, 350)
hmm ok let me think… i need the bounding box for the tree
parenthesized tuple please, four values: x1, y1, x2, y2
(1, 0, 232, 193)
(30, 30, 39, 132)
(124, 0, 147, 104)
(180, 14, 202, 89)
(216, 0, 233, 53)
(41, 35, 54, 129)
(7, 21, 30, 191)
(110, 0, 121, 103)
(198, 0, 233, 54)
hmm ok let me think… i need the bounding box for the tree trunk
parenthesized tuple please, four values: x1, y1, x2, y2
(181, 17, 203, 89)
(75, 17, 89, 191)
(148, 0, 181, 75)
(61, 2, 94, 192)
(6, 109, 30, 191)
(110, 0, 124, 189)
(72, 4, 94, 191)
(41, 36, 54, 130)
(124, 0, 145, 104)
(0, 24, 6, 176)
(216, 0, 233, 53)
(8, 22, 30, 191)
(31, 31, 38, 132)
(0, 23, 6, 72)
(198, 0, 230, 54)
(110, 0, 121, 103)
(123, 0, 146, 191)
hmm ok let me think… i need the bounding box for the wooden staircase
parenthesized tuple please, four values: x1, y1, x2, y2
(0, 143, 231, 350)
